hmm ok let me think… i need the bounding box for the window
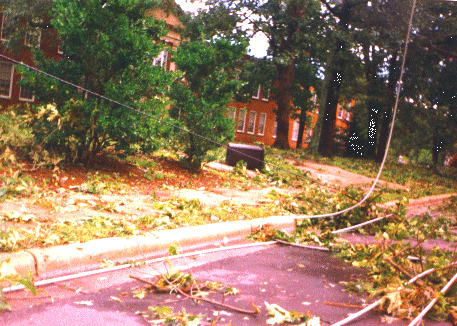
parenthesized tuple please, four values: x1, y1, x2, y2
(153, 50, 169, 70)
(257, 113, 267, 136)
(345, 103, 352, 121)
(291, 120, 300, 141)
(305, 128, 313, 142)
(19, 86, 34, 102)
(227, 107, 236, 122)
(337, 106, 344, 119)
(273, 121, 277, 138)
(252, 85, 261, 99)
(0, 62, 14, 98)
(1, 15, 11, 41)
(247, 111, 257, 134)
(58, 39, 64, 55)
(311, 93, 317, 103)
(262, 89, 270, 102)
(236, 108, 247, 133)
(25, 27, 41, 47)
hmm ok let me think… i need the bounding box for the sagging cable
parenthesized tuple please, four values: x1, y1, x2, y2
(293, 0, 417, 220)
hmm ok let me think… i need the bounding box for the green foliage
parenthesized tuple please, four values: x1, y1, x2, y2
(19, 0, 174, 163)
(0, 259, 36, 311)
(169, 37, 246, 171)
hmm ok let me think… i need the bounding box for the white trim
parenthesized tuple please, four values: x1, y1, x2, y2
(58, 39, 64, 55)
(305, 128, 313, 142)
(252, 85, 261, 99)
(19, 86, 35, 102)
(291, 120, 300, 142)
(262, 89, 270, 102)
(345, 110, 351, 121)
(247, 111, 257, 134)
(153, 50, 169, 70)
(337, 107, 344, 119)
(272, 121, 277, 138)
(257, 112, 267, 136)
(1, 15, 10, 41)
(236, 108, 247, 133)
(0, 61, 14, 99)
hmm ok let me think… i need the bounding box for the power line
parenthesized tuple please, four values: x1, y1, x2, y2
(0, 0, 417, 221)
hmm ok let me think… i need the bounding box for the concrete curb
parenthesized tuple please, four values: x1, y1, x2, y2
(0, 215, 296, 280)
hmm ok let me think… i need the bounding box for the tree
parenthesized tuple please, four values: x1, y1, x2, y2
(19, 0, 174, 163)
(392, 0, 457, 168)
(316, 0, 354, 157)
(196, 0, 323, 149)
(169, 30, 247, 171)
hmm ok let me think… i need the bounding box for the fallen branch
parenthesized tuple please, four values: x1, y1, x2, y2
(130, 275, 260, 315)
(386, 257, 423, 287)
(323, 301, 364, 309)
(407, 271, 457, 326)
(330, 267, 437, 326)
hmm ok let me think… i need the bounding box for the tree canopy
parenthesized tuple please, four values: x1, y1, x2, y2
(18, 0, 174, 163)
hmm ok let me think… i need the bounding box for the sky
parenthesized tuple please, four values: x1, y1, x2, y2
(173, 0, 269, 57)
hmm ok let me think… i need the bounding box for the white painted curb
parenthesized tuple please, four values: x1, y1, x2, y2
(0, 216, 296, 279)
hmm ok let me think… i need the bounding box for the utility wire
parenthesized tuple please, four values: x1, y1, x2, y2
(293, 0, 418, 219)
(0, 0, 416, 221)
(0, 53, 274, 172)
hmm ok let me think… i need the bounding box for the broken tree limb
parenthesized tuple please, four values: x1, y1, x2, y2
(130, 274, 260, 315)
(275, 239, 330, 251)
(330, 267, 437, 326)
(323, 301, 364, 309)
(407, 271, 457, 326)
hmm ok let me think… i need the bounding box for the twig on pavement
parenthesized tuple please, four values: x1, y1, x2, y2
(130, 274, 261, 315)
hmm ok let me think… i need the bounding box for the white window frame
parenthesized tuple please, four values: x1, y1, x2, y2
(19, 85, 34, 102)
(345, 110, 351, 121)
(252, 85, 261, 99)
(153, 50, 169, 70)
(337, 106, 344, 119)
(247, 111, 257, 134)
(0, 61, 14, 99)
(58, 39, 64, 55)
(1, 15, 10, 41)
(262, 89, 270, 102)
(291, 120, 300, 142)
(273, 121, 277, 138)
(257, 113, 267, 136)
(236, 108, 247, 133)
(305, 128, 313, 143)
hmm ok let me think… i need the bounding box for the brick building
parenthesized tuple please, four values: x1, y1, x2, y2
(0, 1, 351, 150)
(0, 1, 182, 111)
(229, 85, 353, 149)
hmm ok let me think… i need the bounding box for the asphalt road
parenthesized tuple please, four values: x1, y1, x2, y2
(0, 243, 450, 326)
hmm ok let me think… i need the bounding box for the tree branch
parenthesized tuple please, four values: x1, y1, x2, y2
(130, 274, 261, 315)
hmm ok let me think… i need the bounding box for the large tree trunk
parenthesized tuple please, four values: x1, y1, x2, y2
(366, 99, 381, 158)
(376, 50, 399, 163)
(317, 64, 342, 156)
(273, 60, 296, 149)
(362, 41, 382, 159)
(317, 0, 350, 157)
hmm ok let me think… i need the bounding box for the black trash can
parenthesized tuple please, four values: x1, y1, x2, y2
(226, 143, 264, 171)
